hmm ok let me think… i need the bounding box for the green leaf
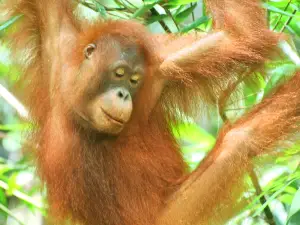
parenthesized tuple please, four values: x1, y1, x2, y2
(146, 14, 168, 25)
(7, 173, 19, 196)
(0, 164, 11, 177)
(0, 123, 29, 131)
(267, 1, 296, 8)
(132, 1, 162, 18)
(144, 0, 159, 4)
(243, 74, 265, 108)
(95, 2, 107, 18)
(180, 16, 209, 33)
(288, 212, 300, 225)
(2, 131, 22, 153)
(278, 193, 294, 205)
(290, 3, 300, 11)
(279, 41, 300, 67)
(166, 0, 198, 6)
(0, 180, 45, 211)
(263, 3, 296, 17)
(175, 4, 197, 23)
(0, 15, 22, 31)
(292, 35, 300, 56)
(0, 203, 25, 225)
(287, 188, 300, 224)
(264, 64, 296, 97)
(172, 123, 215, 147)
(253, 178, 297, 217)
(285, 186, 298, 195)
(0, 189, 7, 206)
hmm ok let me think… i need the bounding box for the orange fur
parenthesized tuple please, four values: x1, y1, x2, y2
(3, 0, 295, 225)
(158, 71, 300, 225)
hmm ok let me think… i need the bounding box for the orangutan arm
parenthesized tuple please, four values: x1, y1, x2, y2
(157, 0, 279, 108)
(157, 71, 300, 225)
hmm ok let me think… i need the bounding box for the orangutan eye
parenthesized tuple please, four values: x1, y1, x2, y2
(130, 74, 141, 85)
(115, 67, 125, 78)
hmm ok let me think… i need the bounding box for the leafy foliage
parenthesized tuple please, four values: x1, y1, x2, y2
(0, 0, 299, 224)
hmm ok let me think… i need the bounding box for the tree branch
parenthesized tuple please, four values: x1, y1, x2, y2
(249, 169, 276, 225)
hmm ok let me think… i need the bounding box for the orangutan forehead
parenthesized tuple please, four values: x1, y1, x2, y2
(121, 46, 144, 63)
(102, 35, 144, 50)
(94, 36, 145, 65)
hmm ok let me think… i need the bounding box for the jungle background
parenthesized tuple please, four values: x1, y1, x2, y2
(0, 0, 299, 224)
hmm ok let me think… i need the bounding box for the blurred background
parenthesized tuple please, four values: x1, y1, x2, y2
(0, 0, 299, 224)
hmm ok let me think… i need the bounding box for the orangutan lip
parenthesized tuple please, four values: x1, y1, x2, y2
(101, 108, 124, 125)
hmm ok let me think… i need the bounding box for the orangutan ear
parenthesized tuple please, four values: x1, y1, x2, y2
(84, 43, 97, 59)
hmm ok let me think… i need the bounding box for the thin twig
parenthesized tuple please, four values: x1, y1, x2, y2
(106, 11, 130, 19)
(0, 84, 29, 119)
(217, 73, 276, 225)
(149, 8, 171, 33)
(121, 0, 138, 9)
(273, 0, 292, 31)
(79, 1, 130, 19)
(217, 74, 247, 122)
(221, 110, 277, 225)
(0, 180, 44, 210)
(0, 204, 26, 225)
(249, 169, 276, 225)
(226, 91, 264, 108)
(79, 0, 127, 12)
(218, 99, 229, 122)
(139, 0, 171, 33)
(279, 41, 300, 66)
(266, 0, 270, 23)
(279, 9, 297, 33)
(225, 106, 252, 111)
(163, 6, 180, 31)
(191, 3, 195, 22)
(115, 0, 135, 13)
